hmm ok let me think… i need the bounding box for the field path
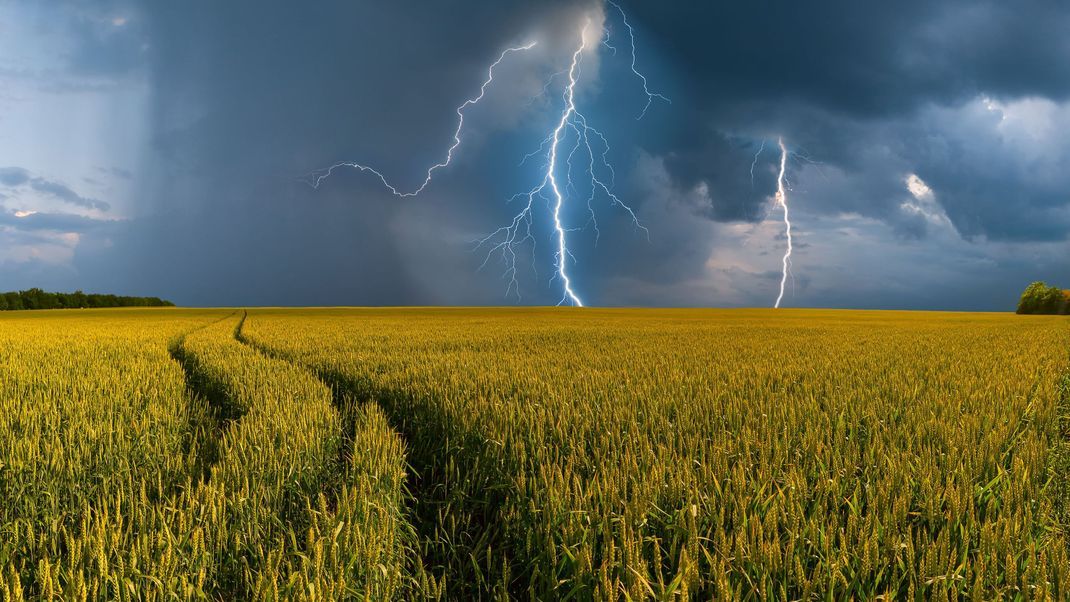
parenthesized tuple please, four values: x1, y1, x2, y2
(233, 311, 356, 505)
(168, 310, 240, 483)
(231, 310, 432, 598)
(237, 310, 531, 599)
(233, 307, 1070, 599)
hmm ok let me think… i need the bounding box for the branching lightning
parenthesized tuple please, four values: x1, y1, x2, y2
(476, 11, 662, 305)
(774, 137, 792, 309)
(606, 0, 670, 120)
(311, 2, 667, 306)
(476, 22, 592, 306)
(307, 42, 536, 195)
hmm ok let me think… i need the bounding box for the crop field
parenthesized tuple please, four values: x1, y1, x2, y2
(0, 307, 1068, 600)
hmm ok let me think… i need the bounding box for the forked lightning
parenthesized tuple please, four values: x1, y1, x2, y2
(311, 3, 668, 305)
(308, 42, 536, 195)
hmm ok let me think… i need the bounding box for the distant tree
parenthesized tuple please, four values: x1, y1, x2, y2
(1017, 281, 1070, 314)
(1040, 285, 1067, 314)
(21, 288, 42, 310)
(1018, 282, 1047, 314)
(0, 289, 173, 311)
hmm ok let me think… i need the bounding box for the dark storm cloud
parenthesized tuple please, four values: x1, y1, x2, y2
(913, 158, 1070, 243)
(0, 167, 111, 211)
(624, 0, 1070, 243)
(78, 0, 596, 306)
(0, 256, 79, 293)
(34, 0, 1070, 308)
(628, 0, 1070, 117)
(657, 131, 773, 223)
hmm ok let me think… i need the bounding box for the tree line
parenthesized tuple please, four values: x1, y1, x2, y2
(0, 288, 174, 311)
(1016, 281, 1070, 315)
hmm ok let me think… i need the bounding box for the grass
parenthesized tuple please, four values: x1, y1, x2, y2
(0, 307, 1067, 599)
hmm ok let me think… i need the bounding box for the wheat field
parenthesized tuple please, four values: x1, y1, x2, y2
(0, 307, 1067, 600)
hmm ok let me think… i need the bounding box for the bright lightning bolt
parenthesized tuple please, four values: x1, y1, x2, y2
(774, 137, 793, 309)
(547, 26, 590, 306)
(477, 9, 660, 306)
(307, 42, 537, 195)
(478, 21, 592, 306)
(311, 2, 666, 306)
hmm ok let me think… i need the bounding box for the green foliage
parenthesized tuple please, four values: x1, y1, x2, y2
(0, 288, 174, 311)
(1017, 281, 1070, 314)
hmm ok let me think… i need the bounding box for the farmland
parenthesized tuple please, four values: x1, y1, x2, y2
(0, 308, 1068, 599)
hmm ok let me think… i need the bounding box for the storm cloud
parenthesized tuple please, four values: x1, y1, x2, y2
(1, 0, 1068, 308)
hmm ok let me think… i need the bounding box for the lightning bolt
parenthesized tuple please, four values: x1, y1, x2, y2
(606, 0, 671, 119)
(312, 3, 666, 306)
(774, 137, 792, 309)
(307, 42, 537, 195)
(547, 26, 594, 306)
(477, 6, 666, 305)
(749, 139, 766, 188)
(477, 22, 592, 306)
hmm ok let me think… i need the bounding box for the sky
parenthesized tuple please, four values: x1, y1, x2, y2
(1, 0, 1068, 310)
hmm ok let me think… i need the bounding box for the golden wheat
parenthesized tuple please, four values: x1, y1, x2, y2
(243, 307, 1070, 600)
(0, 307, 1067, 600)
(0, 309, 413, 600)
